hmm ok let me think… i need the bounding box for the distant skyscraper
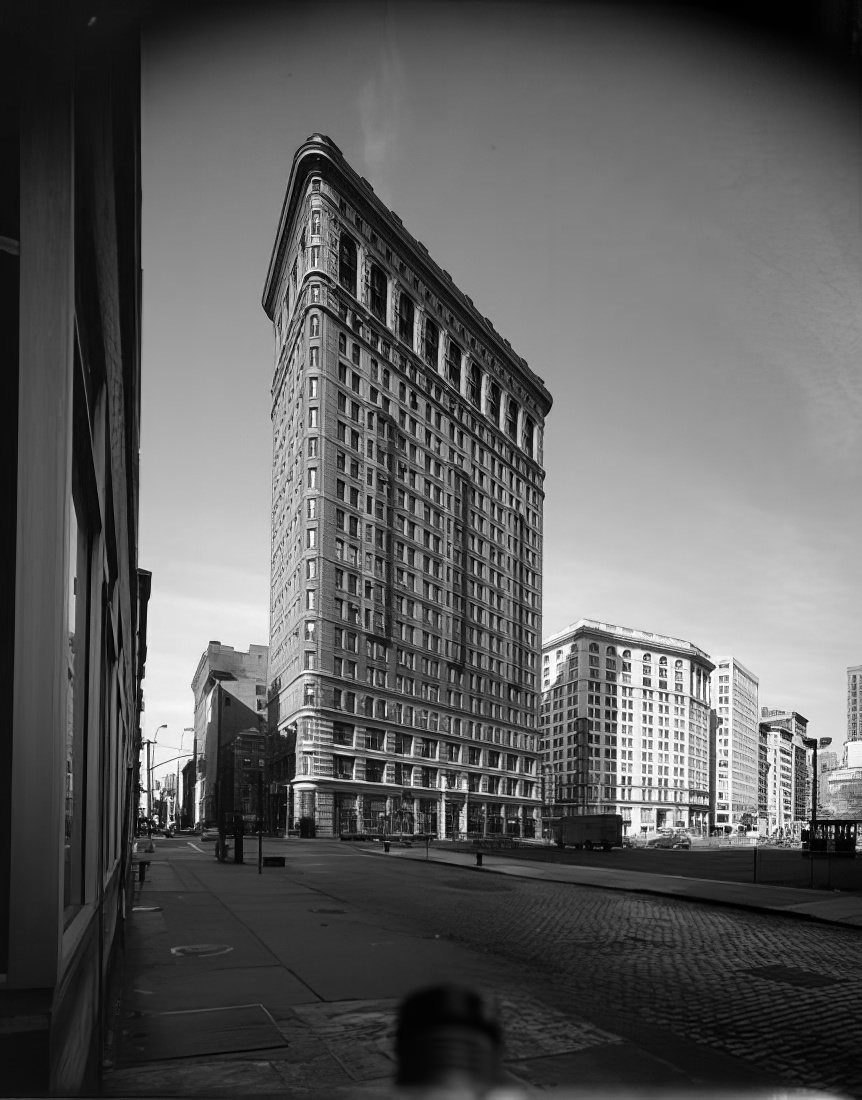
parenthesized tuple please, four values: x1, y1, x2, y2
(262, 135, 552, 839)
(847, 664, 862, 743)
(710, 657, 759, 832)
(540, 619, 714, 836)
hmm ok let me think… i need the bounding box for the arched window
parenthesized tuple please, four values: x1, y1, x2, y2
(369, 263, 387, 321)
(398, 294, 414, 346)
(589, 643, 599, 653)
(659, 656, 667, 666)
(675, 659, 683, 669)
(505, 397, 519, 439)
(424, 318, 439, 368)
(622, 650, 631, 659)
(606, 646, 616, 655)
(643, 653, 652, 662)
(487, 381, 501, 424)
(446, 339, 462, 388)
(469, 363, 482, 407)
(339, 234, 358, 295)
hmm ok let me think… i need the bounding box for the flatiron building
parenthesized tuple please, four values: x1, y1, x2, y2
(262, 135, 552, 839)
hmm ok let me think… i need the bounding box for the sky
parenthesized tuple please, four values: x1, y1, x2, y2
(139, 1, 862, 785)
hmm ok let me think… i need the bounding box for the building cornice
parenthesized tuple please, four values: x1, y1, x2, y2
(544, 618, 714, 668)
(711, 655, 760, 685)
(262, 134, 552, 416)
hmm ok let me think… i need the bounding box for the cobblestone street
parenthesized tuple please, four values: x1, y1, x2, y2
(337, 851, 862, 1096)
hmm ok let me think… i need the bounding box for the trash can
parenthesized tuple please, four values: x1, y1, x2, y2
(384, 841, 391, 853)
(476, 852, 483, 868)
(233, 827, 244, 864)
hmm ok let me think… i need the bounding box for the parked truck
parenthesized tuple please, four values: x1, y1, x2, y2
(553, 814, 623, 851)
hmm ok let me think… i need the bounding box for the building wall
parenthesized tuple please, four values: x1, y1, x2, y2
(190, 642, 268, 825)
(540, 620, 715, 835)
(760, 709, 810, 835)
(2, 9, 145, 1092)
(825, 765, 862, 817)
(710, 657, 760, 831)
(848, 664, 862, 743)
(262, 135, 552, 838)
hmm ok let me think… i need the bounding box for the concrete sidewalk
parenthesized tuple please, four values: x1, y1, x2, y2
(369, 842, 862, 928)
(101, 839, 853, 1099)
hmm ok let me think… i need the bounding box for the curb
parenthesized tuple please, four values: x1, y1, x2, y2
(356, 845, 862, 930)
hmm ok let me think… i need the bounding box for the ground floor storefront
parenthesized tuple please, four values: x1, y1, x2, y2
(291, 783, 539, 839)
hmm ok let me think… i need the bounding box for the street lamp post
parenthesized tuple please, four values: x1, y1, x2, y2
(141, 724, 167, 852)
(177, 727, 194, 828)
(152, 751, 195, 831)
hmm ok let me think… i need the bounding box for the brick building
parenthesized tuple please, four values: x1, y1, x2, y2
(190, 642, 268, 827)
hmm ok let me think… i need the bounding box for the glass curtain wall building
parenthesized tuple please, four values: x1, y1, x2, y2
(261, 135, 553, 839)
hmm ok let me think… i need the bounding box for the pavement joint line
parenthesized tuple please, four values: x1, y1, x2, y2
(121, 1042, 292, 1066)
(157, 1002, 272, 1017)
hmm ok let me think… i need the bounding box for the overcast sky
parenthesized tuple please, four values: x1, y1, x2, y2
(139, 2, 862, 780)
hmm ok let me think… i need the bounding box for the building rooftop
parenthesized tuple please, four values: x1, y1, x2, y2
(262, 133, 551, 412)
(544, 618, 711, 662)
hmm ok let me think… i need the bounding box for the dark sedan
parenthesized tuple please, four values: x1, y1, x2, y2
(646, 833, 691, 850)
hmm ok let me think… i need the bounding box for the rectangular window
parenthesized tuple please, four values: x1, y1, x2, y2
(399, 295, 415, 346)
(446, 340, 461, 388)
(65, 483, 89, 915)
(424, 318, 439, 367)
(370, 264, 387, 321)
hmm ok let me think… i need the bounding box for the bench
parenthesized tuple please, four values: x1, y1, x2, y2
(262, 855, 286, 868)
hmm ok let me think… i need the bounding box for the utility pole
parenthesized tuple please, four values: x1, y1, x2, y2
(146, 739, 153, 838)
(258, 769, 264, 874)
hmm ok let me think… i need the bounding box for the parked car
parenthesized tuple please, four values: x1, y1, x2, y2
(647, 832, 691, 850)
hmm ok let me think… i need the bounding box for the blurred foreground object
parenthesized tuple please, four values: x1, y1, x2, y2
(395, 984, 844, 1099)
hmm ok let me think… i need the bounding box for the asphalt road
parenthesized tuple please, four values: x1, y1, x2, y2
(156, 837, 862, 1096)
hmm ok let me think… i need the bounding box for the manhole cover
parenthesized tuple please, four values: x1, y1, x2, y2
(748, 965, 840, 989)
(309, 908, 346, 914)
(170, 944, 234, 958)
(132, 906, 163, 912)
